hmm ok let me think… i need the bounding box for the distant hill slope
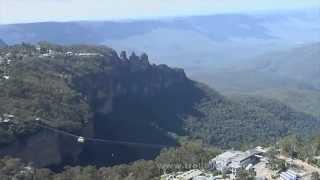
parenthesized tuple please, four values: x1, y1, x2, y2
(251, 88, 320, 118)
(0, 43, 319, 168)
(193, 42, 320, 118)
(249, 42, 320, 89)
(193, 69, 314, 94)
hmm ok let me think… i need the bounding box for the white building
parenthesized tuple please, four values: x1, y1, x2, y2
(209, 149, 262, 175)
(280, 170, 298, 180)
(39, 49, 56, 58)
(176, 169, 203, 180)
(280, 169, 306, 180)
(65, 51, 74, 56)
(0, 114, 15, 123)
(3, 75, 10, 80)
(209, 151, 243, 172)
(161, 169, 215, 180)
(76, 52, 103, 57)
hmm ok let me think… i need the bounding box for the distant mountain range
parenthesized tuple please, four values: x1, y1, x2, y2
(0, 10, 319, 69)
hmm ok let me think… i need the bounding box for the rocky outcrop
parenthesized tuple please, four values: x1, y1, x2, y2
(0, 44, 187, 168)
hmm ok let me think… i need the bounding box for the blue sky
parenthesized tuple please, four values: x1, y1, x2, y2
(1, 0, 320, 24)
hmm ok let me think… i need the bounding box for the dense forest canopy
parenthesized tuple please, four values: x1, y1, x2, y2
(1, 134, 320, 180)
(195, 43, 320, 119)
(0, 141, 220, 180)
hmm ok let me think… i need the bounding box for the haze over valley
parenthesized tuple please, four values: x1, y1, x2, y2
(2, 9, 319, 118)
(1, 9, 319, 70)
(1, 1, 320, 179)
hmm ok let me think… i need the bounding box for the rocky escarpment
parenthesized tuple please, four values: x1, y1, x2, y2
(1, 43, 319, 169)
(70, 50, 190, 166)
(0, 43, 188, 167)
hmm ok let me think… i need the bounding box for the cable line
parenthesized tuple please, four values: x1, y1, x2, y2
(35, 121, 171, 149)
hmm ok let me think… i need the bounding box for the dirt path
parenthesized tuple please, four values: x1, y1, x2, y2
(254, 161, 276, 179)
(278, 155, 320, 174)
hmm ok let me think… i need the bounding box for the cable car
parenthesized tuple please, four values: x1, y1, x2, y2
(77, 136, 85, 143)
(3, 75, 10, 80)
(0, 118, 10, 123)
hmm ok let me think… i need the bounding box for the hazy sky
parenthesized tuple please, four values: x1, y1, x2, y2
(1, 0, 320, 24)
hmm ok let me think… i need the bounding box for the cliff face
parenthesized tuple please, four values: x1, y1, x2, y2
(71, 51, 190, 166)
(0, 43, 319, 168)
(72, 54, 188, 114)
(0, 44, 188, 167)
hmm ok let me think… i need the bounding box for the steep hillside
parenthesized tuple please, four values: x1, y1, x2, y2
(250, 42, 320, 89)
(183, 86, 320, 148)
(248, 88, 320, 118)
(192, 69, 314, 94)
(0, 43, 319, 168)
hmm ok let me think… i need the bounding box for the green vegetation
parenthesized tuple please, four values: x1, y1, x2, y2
(311, 172, 320, 180)
(155, 141, 220, 173)
(0, 156, 160, 180)
(0, 44, 92, 144)
(278, 135, 320, 167)
(257, 88, 320, 118)
(184, 89, 320, 148)
(0, 142, 218, 180)
(264, 147, 287, 172)
(194, 43, 320, 119)
(0, 43, 320, 168)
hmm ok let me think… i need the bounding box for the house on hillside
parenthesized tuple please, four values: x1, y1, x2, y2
(75, 52, 103, 57)
(209, 149, 263, 176)
(279, 169, 302, 180)
(209, 151, 243, 172)
(65, 51, 74, 56)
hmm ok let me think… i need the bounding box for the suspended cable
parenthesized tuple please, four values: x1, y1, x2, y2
(35, 121, 171, 149)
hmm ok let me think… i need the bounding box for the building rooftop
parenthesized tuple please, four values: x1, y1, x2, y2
(175, 169, 203, 179)
(212, 150, 243, 162)
(235, 149, 261, 163)
(229, 161, 242, 169)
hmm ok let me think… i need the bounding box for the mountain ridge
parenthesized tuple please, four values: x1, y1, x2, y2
(1, 10, 319, 69)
